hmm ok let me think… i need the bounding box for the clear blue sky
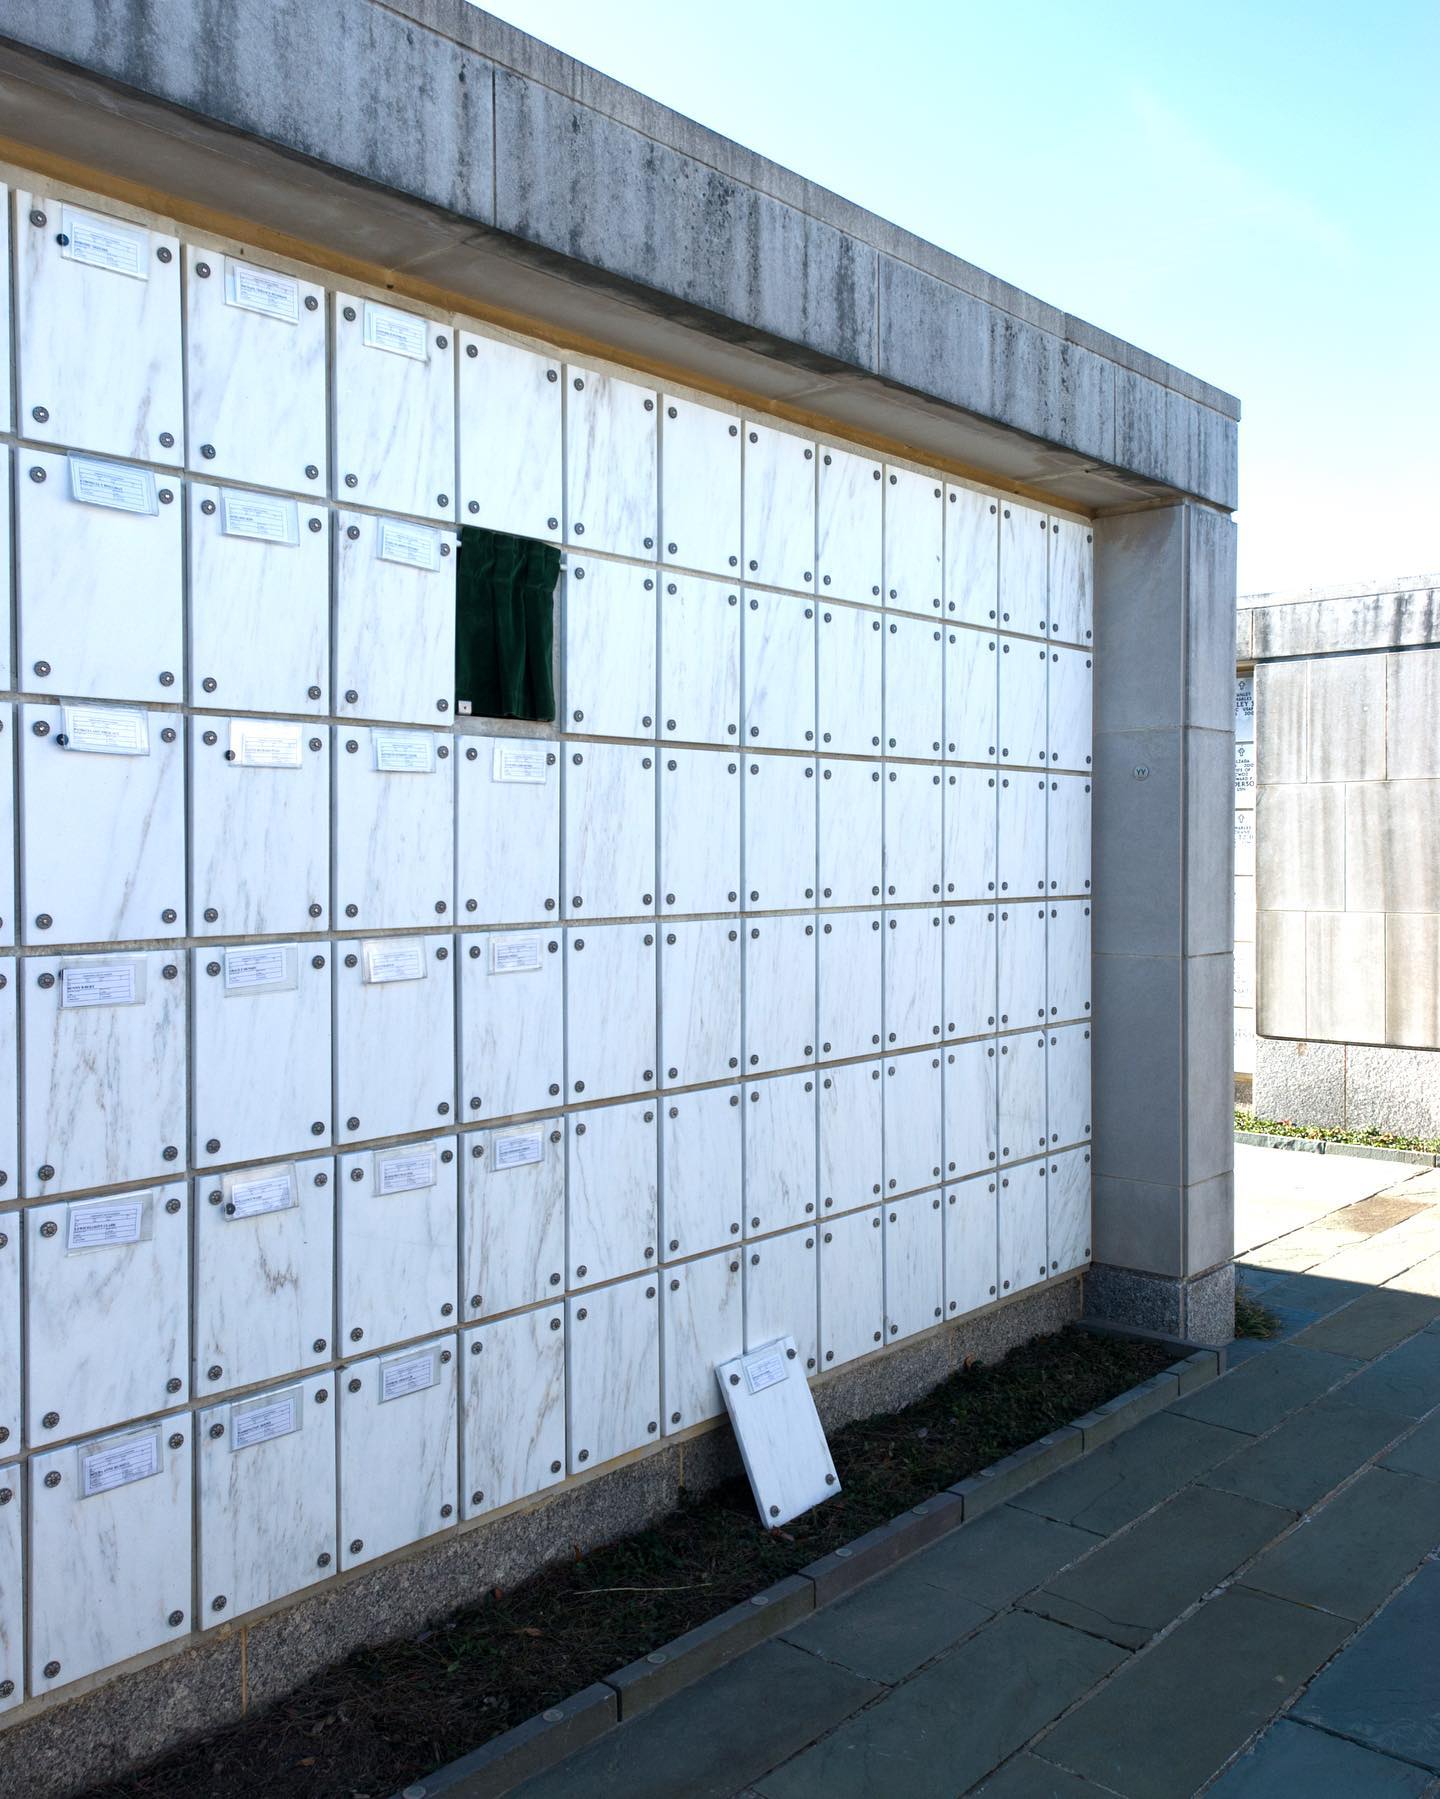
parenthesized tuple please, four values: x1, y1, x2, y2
(476, 0, 1439, 595)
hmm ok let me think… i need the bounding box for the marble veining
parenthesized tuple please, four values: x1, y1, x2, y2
(659, 748, 740, 914)
(659, 575, 741, 745)
(661, 394, 741, 577)
(945, 628, 999, 761)
(566, 1275, 660, 1471)
(944, 907, 998, 1038)
(998, 1034, 1049, 1164)
(819, 1060, 884, 1216)
(339, 1335, 458, 1568)
(457, 736, 560, 925)
(463, 1121, 565, 1319)
(567, 1100, 658, 1286)
(460, 931, 563, 1120)
(458, 332, 562, 541)
(883, 909, 944, 1048)
(659, 919, 741, 1086)
(26, 1183, 187, 1445)
(944, 1039, 999, 1180)
(998, 638, 1050, 766)
(884, 764, 944, 902)
(0, 189, 10, 430)
(334, 732, 455, 930)
(661, 1087, 742, 1256)
(185, 248, 327, 494)
(817, 604, 883, 754)
(743, 421, 815, 593)
(565, 924, 657, 1101)
(335, 512, 455, 725)
(883, 615, 944, 760)
(1049, 774, 1093, 898)
(662, 1250, 741, 1432)
(0, 464, 12, 693)
(944, 485, 1000, 630)
(563, 742, 656, 919)
(743, 755, 817, 909)
(744, 1072, 818, 1235)
(1047, 1024, 1093, 1149)
(818, 760, 882, 908)
(998, 903, 1049, 1029)
(197, 1373, 336, 1626)
(945, 768, 998, 903)
(0, 1230, 18, 1448)
(819, 1207, 883, 1366)
(999, 1160, 1049, 1295)
(744, 914, 817, 1073)
(339, 1135, 458, 1349)
(0, 722, 13, 950)
(883, 1052, 944, 1194)
(885, 1190, 944, 1338)
(564, 365, 657, 558)
(1049, 647, 1094, 772)
(817, 910, 882, 1060)
(335, 935, 455, 1142)
(563, 560, 656, 738)
(744, 1224, 818, 1371)
(817, 445, 882, 602)
(884, 468, 943, 616)
(0, 1456, 19, 1712)
(1047, 1147, 1092, 1274)
(998, 500, 1050, 637)
(744, 591, 816, 751)
(944, 1172, 1000, 1316)
(998, 772, 1049, 898)
(462, 1306, 565, 1516)
(332, 293, 454, 521)
(1048, 901, 1093, 1023)
(1049, 517, 1094, 644)
(0, 966, 15, 1191)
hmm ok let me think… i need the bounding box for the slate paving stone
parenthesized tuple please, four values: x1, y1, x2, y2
(1010, 1411, 1250, 1536)
(1201, 1393, 1414, 1513)
(781, 1559, 992, 1684)
(1381, 1409, 1440, 1482)
(1038, 1586, 1353, 1799)
(1241, 1466, 1440, 1622)
(1233, 1263, 1291, 1296)
(1248, 1271, 1369, 1319)
(1024, 1485, 1290, 1649)
(1294, 1560, 1440, 1771)
(1170, 1343, 1359, 1437)
(510, 1639, 879, 1799)
(973, 1750, 1115, 1796)
(1207, 1718, 1434, 1797)
(904, 1504, 1101, 1609)
(1341, 1330, 1440, 1419)
(753, 1612, 1125, 1799)
(1291, 1286, 1440, 1359)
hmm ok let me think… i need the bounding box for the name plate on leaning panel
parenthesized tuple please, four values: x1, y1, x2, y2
(362, 939, 427, 984)
(62, 704, 150, 756)
(742, 1344, 789, 1395)
(223, 944, 297, 995)
(375, 1147, 439, 1195)
(80, 1428, 163, 1499)
(379, 1349, 438, 1403)
(372, 731, 435, 774)
(362, 301, 429, 361)
(60, 959, 145, 1008)
(68, 455, 158, 515)
(492, 740, 549, 784)
(490, 934, 542, 975)
(494, 1131, 544, 1171)
(222, 1163, 299, 1221)
(66, 1193, 153, 1253)
(220, 490, 300, 545)
(376, 519, 442, 572)
(61, 208, 149, 280)
(230, 1387, 303, 1451)
(228, 718, 303, 768)
(225, 258, 300, 324)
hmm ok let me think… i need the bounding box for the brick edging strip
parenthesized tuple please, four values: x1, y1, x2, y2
(1236, 1129, 1440, 1168)
(400, 1346, 1224, 1798)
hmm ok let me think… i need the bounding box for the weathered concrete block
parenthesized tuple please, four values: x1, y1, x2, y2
(1306, 912, 1385, 1043)
(1256, 910, 1307, 1039)
(1386, 914, 1440, 1048)
(1186, 728, 1235, 956)
(1256, 783, 1343, 911)
(1092, 954, 1183, 1187)
(1346, 781, 1440, 913)
(1253, 586, 1440, 658)
(1185, 1169, 1236, 1278)
(1188, 507, 1239, 732)
(1092, 1174, 1183, 1277)
(1092, 730, 1182, 957)
(1185, 951, 1236, 1186)
(1255, 660, 1307, 783)
(1386, 649, 1440, 778)
(1306, 655, 1386, 782)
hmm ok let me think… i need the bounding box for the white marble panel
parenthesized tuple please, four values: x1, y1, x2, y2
(998, 500, 1049, 636)
(339, 1137, 459, 1351)
(185, 248, 327, 493)
(1047, 1147, 1092, 1275)
(743, 754, 816, 909)
(1049, 516, 1093, 644)
(744, 914, 817, 1073)
(998, 772, 1049, 900)
(198, 1374, 336, 1627)
(339, 1336, 458, 1568)
(819, 1060, 884, 1217)
(885, 1190, 944, 1340)
(944, 1172, 999, 1318)
(945, 628, 999, 762)
(0, 1459, 19, 1712)
(195, 1157, 334, 1393)
(457, 331, 562, 540)
(1049, 775, 1093, 898)
(819, 1207, 883, 1368)
(25, 1183, 186, 1445)
(818, 759, 882, 908)
(461, 1305, 565, 1516)
(0, 189, 9, 428)
(17, 452, 182, 704)
(457, 737, 559, 926)
(661, 1086, 742, 1257)
(1047, 1024, 1092, 1150)
(335, 510, 455, 725)
(335, 934, 455, 1143)
(0, 965, 16, 1198)
(743, 422, 815, 592)
(662, 395, 741, 576)
(659, 919, 740, 1085)
(883, 615, 944, 760)
(660, 748, 740, 914)
(190, 720, 329, 937)
(944, 768, 998, 903)
(998, 1032, 1048, 1165)
(998, 638, 1050, 768)
(1048, 900, 1092, 1024)
(1048, 647, 1093, 773)
(744, 1224, 818, 1374)
(744, 591, 816, 751)
(883, 1052, 944, 1195)
(884, 764, 943, 902)
(0, 1223, 16, 1451)
(663, 1249, 743, 1434)
(944, 1038, 998, 1180)
(17, 193, 182, 463)
(998, 1160, 1049, 1297)
(568, 1100, 658, 1286)
(944, 485, 1000, 628)
(817, 603, 884, 755)
(884, 908, 944, 1049)
(565, 365, 657, 559)
(0, 714, 13, 949)
(945, 905, 998, 1038)
(659, 575, 741, 746)
(744, 1072, 818, 1236)
(817, 445, 882, 603)
(23, 951, 186, 1198)
(334, 729, 455, 930)
(567, 1275, 660, 1471)
(719, 1335, 837, 1527)
(333, 294, 454, 521)
(29, 1422, 191, 1692)
(884, 468, 944, 616)
(563, 559, 657, 738)
(459, 929, 563, 1121)
(563, 742, 656, 919)
(566, 923, 657, 1101)
(188, 485, 328, 713)
(462, 1121, 565, 1319)
(817, 910, 882, 1061)
(0, 454, 11, 692)
(999, 903, 1048, 1035)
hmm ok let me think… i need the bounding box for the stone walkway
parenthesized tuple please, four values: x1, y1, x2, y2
(510, 1147, 1440, 1797)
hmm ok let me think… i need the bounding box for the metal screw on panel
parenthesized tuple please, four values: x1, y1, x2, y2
(43, 1660, 61, 1679)
(39, 1170, 55, 1186)
(158, 432, 175, 449)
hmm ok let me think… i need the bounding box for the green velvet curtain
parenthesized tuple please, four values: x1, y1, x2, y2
(455, 526, 560, 721)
